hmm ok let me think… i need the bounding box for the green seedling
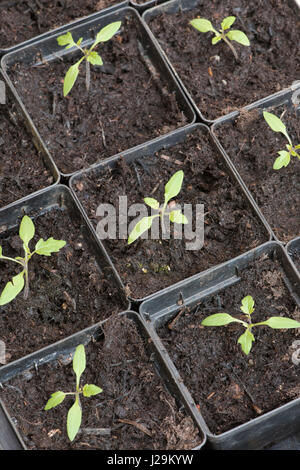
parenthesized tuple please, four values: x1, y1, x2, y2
(0, 215, 66, 305)
(127, 170, 188, 245)
(45, 344, 102, 442)
(263, 111, 300, 169)
(189, 15, 250, 61)
(57, 21, 121, 97)
(201, 295, 300, 355)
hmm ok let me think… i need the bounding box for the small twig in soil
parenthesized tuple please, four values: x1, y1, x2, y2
(98, 118, 107, 149)
(117, 418, 152, 437)
(80, 427, 112, 437)
(168, 307, 187, 330)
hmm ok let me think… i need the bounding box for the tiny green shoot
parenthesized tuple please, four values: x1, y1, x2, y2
(189, 15, 250, 61)
(57, 21, 121, 97)
(127, 170, 188, 245)
(44, 344, 102, 442)
(263, 111, 300, 169)
(201, 295, 300, 355)
(0, 215, 66, 305)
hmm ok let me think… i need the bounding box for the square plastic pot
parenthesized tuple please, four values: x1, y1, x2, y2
(139, 241, 300, 450)
(287, 237, 300, 275)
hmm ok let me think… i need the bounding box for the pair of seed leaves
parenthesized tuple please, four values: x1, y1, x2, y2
(190, 15, 250, 47)
(45, 344, 102, 442)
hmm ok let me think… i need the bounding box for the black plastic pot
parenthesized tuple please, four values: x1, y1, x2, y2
(69, 122, 273, 307)
(139, 241, 300, 450)
(130, 0, 168, 14)
(1, 6, 195, 179)
(0, 1, 128, 57)
(0, 184, 128, 384)
(287, 237, 300, 275)
(0, 311, 206, 450)
(142, 0, 300, 124)
(211, 87, 300, 245)
(0, 68, 59, 212)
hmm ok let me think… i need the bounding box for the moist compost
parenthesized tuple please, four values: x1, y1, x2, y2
(0, 315, 202, 450)
(0, 206, 126, 363)
(0, 0, 121, 50)
(0, 94, 54, 209)
(213, 105, 300, 243)
(147, 0, 300, 121)
(157, 253, 300, 435)
(73, 127, 268, 300)
(7, 12, 188, 174)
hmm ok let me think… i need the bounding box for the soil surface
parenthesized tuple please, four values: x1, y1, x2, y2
(0, 0, 121, 50)
(157, 253, 300, 436)
(0, 95, 55, 209)
(7, 12, 188, 175)
(0, 315, 202, 450)
(147, 0, 300, 121)
(0, 206, 126, 364)
(73, 127, 269, 300)
(213, 104, 300, 243)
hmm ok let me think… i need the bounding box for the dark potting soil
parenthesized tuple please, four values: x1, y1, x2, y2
(0, 206, 126, 364)
(0, 315, 202, 450)
(0, 0, 121, 50)
(0, 95, 54, 209)
(213, 105, 300, 243)
(157, 253, 300, 435)
(7, 12, 188, 175)
(73, 127, 269, 300)
(147, 0, 300, 121)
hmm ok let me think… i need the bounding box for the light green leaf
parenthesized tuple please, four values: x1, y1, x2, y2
(93, 21, 121, 47)
(164, 170, 184, 205)
(144, 197, 160, 210)
(128, 216, 156, 245)
(0, 246, 2, 257)
(212, 35, 222, 45)
(237, 329, 255, 355)
(73, 344, 86, 389)
(63, 58, 84, 97)
(263, 111, 290, 142)
(190, 18, 216, 34)
(19, 215, 35, 248)
(226, 29, 250, 46)
(201, 313, 246, 327)
(44, 391, 66, 410)
(35, 237, 66, 256)
(87, 51, 103, 66)
(240, 295, 255, 315)
(57, 32, 75, 48)
(221, 16, 236, 30)
(77, 37, 83, 46)
(273, 151, 290, 170)
(82, 384, 103, 397)
(0, 271, 25, 306)
(67, 398, 82, 442)
(260, 317, 300, 329)
(169, 210, 188, 224)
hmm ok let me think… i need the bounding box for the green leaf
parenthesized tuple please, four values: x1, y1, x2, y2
(189, 18, 216, 34)
(221, 16, 236, 30)
(77, 37, 83, 46)
(263, 111, 290, 142)
(144, 197, 160, 210)
(201, 313, 246, 327)
(63, 58, 84, 97)
(128, 216, 156, 245)
(164, 170, 184, 205)
(0, 272, 25, 306)
(273, 151, 290, 170)
(57, 32, 75, 48)
(237, 329, 255, 355)
(0, 246, 2, 257)
(260, 317, 300, 329)
(212, 35, 222, 45)
(87, 51, 103, 66)
(226, 29, 250, 46)
(73, 344, 86, 389)
(93, 21, 121, 47)
(44, 391, 66, 410)
(19, 215, 35, 248)
(67, 398, 82, 442)
(35, 237, 66, 256)
(169, 210, 188, 224)
(82, 384, 103, 397)
(240, 295, 255, 315)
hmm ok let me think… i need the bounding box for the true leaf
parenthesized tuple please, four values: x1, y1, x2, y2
(82, 384, 103, 397)
(164, 170, 184, 205)
(169, 210, 188, 224)
(63, 58, 83, 97)
(237, 329, 255, 355)
(240, 295, 255, 315)
(67, 398, 82, 442)
(35, 237, 66, 256)
(273, 151, 290, 170)
(0, 272, 25, 306)
(144, 197, 160, 210)
(226, 29, 250, 46)
(44, 391, 66, 410)
(93, 21, 121, 46)
(57, 32, 75, 48)
(201, 313, 246, 327)
(19, 215, 35, 248)
(263, 111, 291, 142)
(73, 344, 86, 389)
(221, 16, 236, 30)
(260, 317, 300, 329)
(189, 18, 216, 33)
(87, 51, 103, 66)
(212, 35, 222, 44)
(128, 216, 156, 245)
